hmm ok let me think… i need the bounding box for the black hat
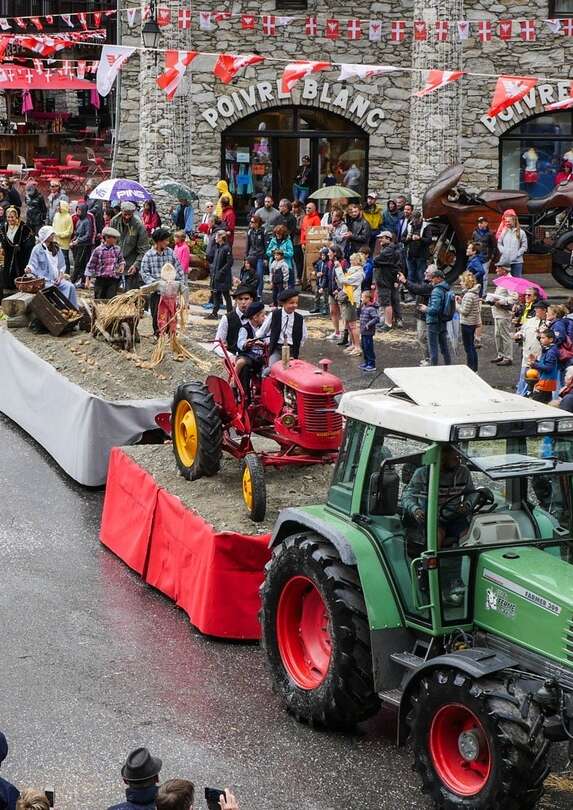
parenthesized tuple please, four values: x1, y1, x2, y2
(151, 227, 171, 242)
(278, 288, 299, 303)
(232, 285, 254, 299)
(121, 748, 162, 782)
(533, 299, 549, 309)
(246, 301, 265, 318)
(0, 731, 7, 764)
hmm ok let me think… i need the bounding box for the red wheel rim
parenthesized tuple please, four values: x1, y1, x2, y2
(429, 703, 491, 796)
(276, 576, 332, 689)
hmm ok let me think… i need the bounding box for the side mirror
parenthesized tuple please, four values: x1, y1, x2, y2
(369, 466, 400, 516)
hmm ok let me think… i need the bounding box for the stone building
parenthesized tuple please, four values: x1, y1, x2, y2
(114, 0, 573, 221)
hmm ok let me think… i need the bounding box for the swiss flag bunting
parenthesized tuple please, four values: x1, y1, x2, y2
(368, 20, 382, 42)
(498, 20, 512, 40)
(415, 69, 464, 97)
(157, 50, 197, 101)
(30, 17, 43, 31)
(488, 75, 538, 118)
(281, 61, 330, 94)
(14, 17, 27, 29)
(325, 19, 340, 39)
(262, 15, 276, 35)
(413, 20, 427, 41)
(563, 19, 573, 36)
(158, 7, 171, 27)
(391, 20, 406, 42)
(477, 21, 492, 42)
(213, 53, 265, 83)
(199, 12, 212, 30)
(241, 15, 256, 29)
(347, 19, 362, 40)
(178, 8, 192, 29)
(457, 21, 470, 40)
(305, 16, 318, 36)
(78, 12, 88, 30)
(520, 20, 536, 41)
(435, 21, 449, 41)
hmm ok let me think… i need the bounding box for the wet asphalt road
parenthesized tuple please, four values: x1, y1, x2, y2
(1, 316, 572, 810)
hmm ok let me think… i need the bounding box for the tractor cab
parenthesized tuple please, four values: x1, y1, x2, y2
(333, 366, 573, 633)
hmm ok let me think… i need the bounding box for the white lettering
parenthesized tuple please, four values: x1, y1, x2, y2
(320, 83, 333, 104)
(239, 86, 257, 107)
(217, 97, 235, 118)
(302, 78, 318, 100)
(365, 108, 384, 128)
(332, 89, 349, 111)
(522, 87, 537, 110)
(349, 95, 370, 118)
(256, 81, 274, 103)
(276, 78, 290, 100)
(498, 107, 515, 122)
(480, 114, 497, 134)
(538, 84, 555, 105)
(202, 108, 219, 129)
(558, 81, 571, 100)
(230, 92, 244, 113)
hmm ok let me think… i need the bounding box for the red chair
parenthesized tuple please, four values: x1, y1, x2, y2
(86, 146, 108, 177)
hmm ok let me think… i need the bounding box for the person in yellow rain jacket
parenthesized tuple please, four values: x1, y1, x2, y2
(52, 199, 74, 274)
(363, 191, 382, 250)
(215, 179, 234, 218)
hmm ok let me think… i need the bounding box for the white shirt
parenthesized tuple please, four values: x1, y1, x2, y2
(215, 306, 248, 344)
(256, 309, 308, 347)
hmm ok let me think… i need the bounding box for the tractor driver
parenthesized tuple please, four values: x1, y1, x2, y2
(214, 285, 254, 358)
(236, 301, 268, 399)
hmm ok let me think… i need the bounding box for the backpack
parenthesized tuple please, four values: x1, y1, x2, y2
(272, 262, 285, 285)
(558, 335, 573, 363)
(441, 288, 456, 321)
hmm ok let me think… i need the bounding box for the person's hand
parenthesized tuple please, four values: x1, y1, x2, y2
(412, 234, 420, 240)
(397, 272, 406, 284)
(127, 264, 137, 275)
(419, 304, 427, 312)
(455, 295, 461, 303)
(219, 789, 239, 810)
(85, 278, 91, 289)
(414, 508, 425, 525)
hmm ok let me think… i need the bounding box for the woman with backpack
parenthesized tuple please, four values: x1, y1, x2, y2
(455, 271, 482, 372)
(420, 267, 454, 366)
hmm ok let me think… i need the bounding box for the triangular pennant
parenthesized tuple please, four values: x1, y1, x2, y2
(61, 14, 74, 28)
(281, 61, 330, 94)
(391, 20, 406, 42)
(0, 19, 11, 31)
(45, 16, 53, 25)
(546, 82, 573, 111)
(457, 21, 470, 40)
(435, 20, 449, 41)
(241, 15, 256, 30)
(78, 12, 88, 30)
(415, 69, 464, 97)
(325, 19, 340, 39)
(93, 12, 103, 27)
(126, 8, 138, 28)
(97, 44, 136, 97)
(213, 53, 265, 84)
(157, 7, 171, 27)
(157, 50, 197, 101)
(338, 63, 398, 81)
(368, 21, 382, 42)
(14, 17, 27, 29)
(488, 75, 538, 118)
(30, 17, 43, 31)
(498, 20, 512, 40)
(520, 20, 536, 41)
(413, 20, 427, 41)
(544, 19, 562, 34)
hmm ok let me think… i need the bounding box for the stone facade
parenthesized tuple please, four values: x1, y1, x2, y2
(115, 0, 573, 210)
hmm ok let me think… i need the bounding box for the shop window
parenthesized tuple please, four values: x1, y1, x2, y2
(549, 0, 573, 17)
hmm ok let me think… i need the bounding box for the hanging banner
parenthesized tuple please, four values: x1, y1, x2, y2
(413, 20, 427, 41)
(281, 60, 330, 93)
(347, 19, 362, 40)
(368, 21, 382, 42)
(338, 63, 398, 81)
(488, 74, 538, 117)
(96, 44, 135, 97)
(325, 19, 340, 39)
(415, 69, 464, 96)
(457, 21, 470, 40)
(157, 50, 197, 101)
(0, 65, 94, 90)
(305, 16, 318, 36)
(498, 20, 512, 40)
(213, 53, 264, 84)
(391, 20, 406, 42)
(435, 21, 449, 41)
(241, 15, 256, 30)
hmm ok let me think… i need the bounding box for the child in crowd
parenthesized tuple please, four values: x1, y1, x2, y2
(84, 226, 124, 300)
(311, 247, 329, 315)
(173, 230, 191, 276)
(236, 301, 267, 398)
(270, 248, 290, 307)
(359, 289, 379, 372)
(237, 255, 259, 299)
(528, 328, 559, 403)
(335, 252, 365, 356)
(360, 245, 374, 291)
(256, 288, 308, 365)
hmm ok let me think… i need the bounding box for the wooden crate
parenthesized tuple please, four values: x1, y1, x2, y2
(30, 286, 81, 336)
(523, 253, 552, 275)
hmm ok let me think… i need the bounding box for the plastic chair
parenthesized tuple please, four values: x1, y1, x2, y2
(16, 155, 33, 180)
(86, 146, 107, 177)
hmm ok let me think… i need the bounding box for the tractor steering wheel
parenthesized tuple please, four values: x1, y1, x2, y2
(439, 488, 495, 522)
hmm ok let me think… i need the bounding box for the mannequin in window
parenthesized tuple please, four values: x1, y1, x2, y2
(292, 155, 312, 203)
(343, 163, 361, 193)
(522, 147, 539, 185)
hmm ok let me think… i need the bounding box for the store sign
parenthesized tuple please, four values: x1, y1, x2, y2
(201, 78, 385, 133)
(481, 81, 572, 133)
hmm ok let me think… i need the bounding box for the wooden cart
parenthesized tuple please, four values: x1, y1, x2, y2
(91, 298, 141, 352)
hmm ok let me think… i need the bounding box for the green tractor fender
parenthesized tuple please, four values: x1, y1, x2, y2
(270, 507, 357, 564)
(397, 648, 517, 744)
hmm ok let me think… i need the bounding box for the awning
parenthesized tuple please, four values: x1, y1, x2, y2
(0, 67, 95, 91)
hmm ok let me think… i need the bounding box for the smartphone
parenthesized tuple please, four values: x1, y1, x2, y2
(44, 789, 55, 808)
(204, 786, 225, 810)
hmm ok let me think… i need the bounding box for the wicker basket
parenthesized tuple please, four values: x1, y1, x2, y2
(15, 275, 45, 294)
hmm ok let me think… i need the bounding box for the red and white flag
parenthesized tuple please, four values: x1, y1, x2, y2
(241, 15, 256, 29)
(277, 16, 295, 27)
(14, 17, 27, 29)
(0, 19, 10, 31)
(520, 20, 536, 41)
(157, 50, 197, 101)
(563, 19, 573, 36)
(199, 12, 213, 31)
(546, 82, 573, 111)
(76, 60, 86, 79)
(32, 58, 43, 74)
(305, 16, 318, 36)
(61, 14, 74, 28)
(488, 75, 538, 117)
(435, 21, 449, 41)
(457, 21, 470, 40)
(93, 12, 103, 27)
(96, 44, 136, 97)
(213, 12, 232, 23)
(213, 53, 264, 83)
(338, 63, 398, 82)
(544, 19, 562, 34)
(347, 19, 362, 40)
(20, 36, 66, 57)
(281, 60, 330, 94)
(325, 19, 340, 39)
(262, 15, 276, 35)
(368, 21, 382, 42)
(477, 21, 492, 42)
(30, 17, 43, 31)
(498, 20, 512, 40)
(0, 37, 13, 60)
(78, 12, 88, 29)
(391, 20, 406, 42)
(126, 8, 138, 28)
(45, 15, 53, 24)
(413, 20, 427, 41)
(61, 60, 72, 78)
(158, 7, 171, 27)
(178, 8, 192, 29)
(415, 69, 464, 97)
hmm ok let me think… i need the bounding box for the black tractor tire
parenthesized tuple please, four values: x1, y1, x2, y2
(260, 532, 379, 729)
(241, 454, 266, 523)
(552, 230, 573, 289)
(172, 382, 223, 481)
(409, 669, 549, 810)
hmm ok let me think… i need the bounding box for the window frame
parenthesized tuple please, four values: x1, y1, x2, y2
(548, 0, 573, 18)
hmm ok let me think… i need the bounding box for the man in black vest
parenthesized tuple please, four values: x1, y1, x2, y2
(256, 288, 308, 366)
(214, 285, 253, 356)
(107, 747, 162, 810)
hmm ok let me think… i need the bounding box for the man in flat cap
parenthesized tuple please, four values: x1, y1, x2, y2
(111, 202, 149, 290)
(107, 747, 162, 810)
(256, 288, 307, 366)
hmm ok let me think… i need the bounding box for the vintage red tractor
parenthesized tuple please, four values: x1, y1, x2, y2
(170, 343, 343, 522)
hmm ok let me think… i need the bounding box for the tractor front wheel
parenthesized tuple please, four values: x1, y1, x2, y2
(241, 454, 266, 522)
(172, 382, 222, 480)
(410, 669, 549, 810)
(260, 532, 379, 729)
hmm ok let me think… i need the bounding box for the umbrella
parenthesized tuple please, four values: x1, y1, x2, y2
(308, 186, 361, 201)
(493, 275, 547, 298)
(338, 148, 366, 163)
(88, 178, 152, 205)
(159, 179, 198, 203)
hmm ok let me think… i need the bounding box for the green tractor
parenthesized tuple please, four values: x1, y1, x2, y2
(260, 366, 573, 809)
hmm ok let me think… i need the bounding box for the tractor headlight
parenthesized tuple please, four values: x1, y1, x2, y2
(281, 412, 297, 428)
(478, 425, 497, 438)
(558, 419, 573, 432)
(538, 421, 555, 434)
(457, 425, 476, 440)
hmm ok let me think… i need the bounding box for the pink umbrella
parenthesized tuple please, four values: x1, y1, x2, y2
(493, 274, 547, 298)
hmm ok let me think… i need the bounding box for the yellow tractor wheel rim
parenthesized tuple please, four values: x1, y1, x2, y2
(175, 400, 198, 468)
(242, 465, 254, 511)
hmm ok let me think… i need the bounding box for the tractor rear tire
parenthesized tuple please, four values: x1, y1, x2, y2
(552, 230, 573, 289)
(260, 532, 379, 730)
(172, 382, 222, 481)
(409, 669, 549, 810)
(241, 454, 266, 523)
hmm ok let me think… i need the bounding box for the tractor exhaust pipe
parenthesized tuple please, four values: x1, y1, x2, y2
(282, 344, 291, 368)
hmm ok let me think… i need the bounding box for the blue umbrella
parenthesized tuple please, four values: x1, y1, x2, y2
(88, 178, 152, 205)
(159, 179, 198, 203)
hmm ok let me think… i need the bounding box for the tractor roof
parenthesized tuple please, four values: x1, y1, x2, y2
(338, 366, 572, 442)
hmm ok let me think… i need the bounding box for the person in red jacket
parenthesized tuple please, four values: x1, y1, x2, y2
(300, 201, 321, 246)
(220, 195, 236, 247)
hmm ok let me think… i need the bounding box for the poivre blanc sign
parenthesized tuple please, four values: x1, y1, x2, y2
(201, 78, 385, 133)
(481, 81, 573, 133)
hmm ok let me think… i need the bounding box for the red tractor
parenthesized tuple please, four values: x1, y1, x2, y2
(171, 343, 343, 522)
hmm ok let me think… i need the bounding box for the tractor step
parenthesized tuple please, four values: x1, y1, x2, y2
(390, 651, 426, 671)
(378, 688, 402, 707)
